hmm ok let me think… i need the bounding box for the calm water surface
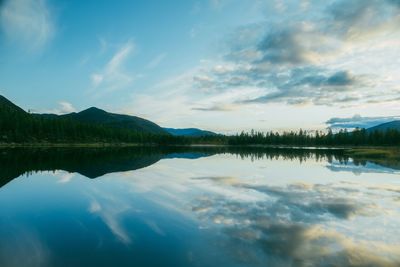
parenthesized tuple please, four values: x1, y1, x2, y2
(0, 148, 399, 267)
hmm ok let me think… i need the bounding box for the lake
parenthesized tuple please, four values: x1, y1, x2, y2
(0, 147, 399, 267)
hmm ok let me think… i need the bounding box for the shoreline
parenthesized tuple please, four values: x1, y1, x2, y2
(0, 143, 398, 157)
(0, 142, 397, 149)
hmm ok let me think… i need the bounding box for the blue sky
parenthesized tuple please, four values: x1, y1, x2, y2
(1, 0, 400, 133)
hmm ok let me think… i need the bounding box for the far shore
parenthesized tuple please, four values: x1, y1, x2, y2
(0, 142, 399, 157)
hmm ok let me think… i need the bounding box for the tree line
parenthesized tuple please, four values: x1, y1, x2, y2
(226, 128, 400, 146)
(1, 101, 399, 146)
(0, 103, 187, 145)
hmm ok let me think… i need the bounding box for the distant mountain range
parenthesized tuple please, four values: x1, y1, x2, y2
(0, 95, 216, 137)
(163, 127, 217, 137)
(366, 121, 400, 132)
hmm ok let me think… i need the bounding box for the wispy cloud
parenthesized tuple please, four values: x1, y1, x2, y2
(146, 53, 167, 69)
(191, 104, 234, 112)
(0, 0, 54, 50)
(90, 40, 135, 94)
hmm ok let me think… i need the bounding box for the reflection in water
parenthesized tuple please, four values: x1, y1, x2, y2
(192, 179, 399, 266)
(327, 159, 400, 175)
(0, 147, 399, 266)
(0, 147, 214, 187)
(0, 146, 397, 188)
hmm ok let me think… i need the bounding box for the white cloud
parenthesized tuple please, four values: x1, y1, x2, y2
(90, 74, 104, 87)
(90, 40, 135, 93)
(36, 101, 76, 115)
(57, 173, 74, 184)
(58, 101, 76, 114)
(146, 53, 167, 69)
(0, 0, 54, 50)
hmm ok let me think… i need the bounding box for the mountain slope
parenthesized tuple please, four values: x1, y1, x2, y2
(163, 127, 217, 137)
(367, 121, 400, 132)
(0, 95, 175, 143)
(0, 95, 27, 114)
(61, 107, 167, 134)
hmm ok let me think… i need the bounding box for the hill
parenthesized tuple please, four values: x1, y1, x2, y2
(60, 107, 167, 134)
(0, 95, 27, 114)
(367, 121, 400, 132)
(163, 127, 217, 137)
(0, 95, 179, 144)
(0, 95, 166, 135)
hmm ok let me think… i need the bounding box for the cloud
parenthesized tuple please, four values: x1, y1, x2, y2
(326, 0, 400, 40)
(240, 69, 368, 105)
(324, 71, 358, 86)
(190, 180, 399, 266)
(0, 0, 54, 50)
(34, 101, 76, 115)
(257, 26, 317, 65)
(146, 53, 167, 69)
(191, 104, 234, 112)
(57, 101, 76, 114)
(124, 0, 400, 129)
(193, 62, 368, 106)
(326, 114, 400, 129)
(90, 74, 104, 87)
(90, 40, 135, 93)
(181, 0, 400, 109)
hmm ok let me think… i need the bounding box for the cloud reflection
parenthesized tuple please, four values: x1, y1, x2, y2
(0, 225, 50, 267)
(191, 177, 399, 266)
(87, 194, 134, 244)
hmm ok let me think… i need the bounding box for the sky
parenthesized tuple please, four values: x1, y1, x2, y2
(1, 0, 400, 133)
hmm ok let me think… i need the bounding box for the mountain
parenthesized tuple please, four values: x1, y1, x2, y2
(60, 107, 167, 134)
(163, 127, 217, 137)
(0, 95, 166, 135)
(0, 95, 27, 114)
(367, 121, 400, 132)
(0, 95, 175, 143)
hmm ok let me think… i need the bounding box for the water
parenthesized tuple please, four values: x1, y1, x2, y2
(0, 147, 399, 267)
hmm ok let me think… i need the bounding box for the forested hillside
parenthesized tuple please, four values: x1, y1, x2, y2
(0, 96, 180, 144)
(1, 95, 400, 146)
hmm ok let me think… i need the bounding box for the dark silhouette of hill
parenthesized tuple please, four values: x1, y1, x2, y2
(0, 95, 27, 114)
(163, 127, 217, 137)
(60, 107, 167, 134)
(0, 95, 179, 144)
(367, 121, 400, 132)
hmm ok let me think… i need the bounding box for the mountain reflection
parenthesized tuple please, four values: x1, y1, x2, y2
(0, 147, 217, 186)
(0, 146, 397, 188)
(1, 147, 399, 267)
